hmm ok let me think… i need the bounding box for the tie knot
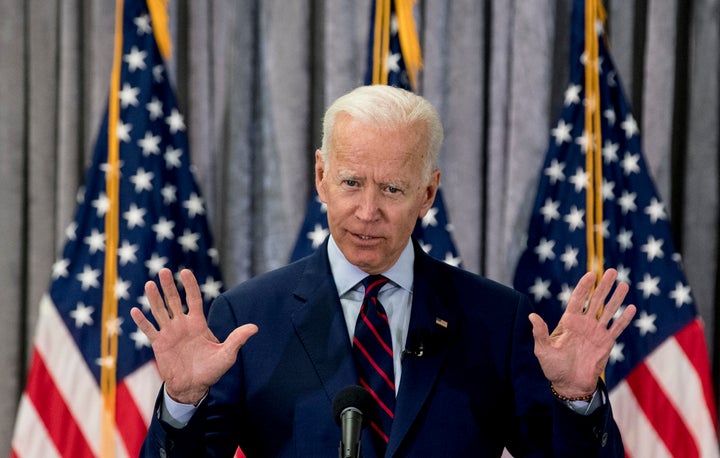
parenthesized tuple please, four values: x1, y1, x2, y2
(362, 275, 388, 299)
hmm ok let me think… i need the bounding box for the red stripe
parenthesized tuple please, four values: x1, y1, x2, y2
(674, 319, 719, 431)
(626, 361, 699, 458)
(364, 279, 388, 298)
(116, 381, 149, 457)
(25, 349, 95, 458)
(369, 420, 390, 443)
(353, 338, 395, 390)
(359, 308, 393, 356)
(369, 297, 389, 321)
(358, 378, 395, 418)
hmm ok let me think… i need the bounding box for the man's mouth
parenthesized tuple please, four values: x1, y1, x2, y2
(353, 232, 380, 241)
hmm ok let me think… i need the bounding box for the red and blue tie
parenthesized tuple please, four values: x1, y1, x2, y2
(353, 275, 395, 451)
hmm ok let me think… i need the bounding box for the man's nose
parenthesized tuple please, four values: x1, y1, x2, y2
(355, 188, 381, 221)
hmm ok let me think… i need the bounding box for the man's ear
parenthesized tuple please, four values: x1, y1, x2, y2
(419, 170, 441, 218)
(315, 149, 327, 201)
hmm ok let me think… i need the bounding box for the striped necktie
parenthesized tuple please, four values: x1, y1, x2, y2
(353, 275, 395, 451)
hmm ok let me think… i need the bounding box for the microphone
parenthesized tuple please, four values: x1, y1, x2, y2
(402, 329, 430, 359)
(332, 385, 374, 458)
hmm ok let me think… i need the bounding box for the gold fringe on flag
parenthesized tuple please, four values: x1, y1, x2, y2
(371, 0, 423, 91)
(394, 0, 422, 90)
(147, 0, 172, 60)
(372, 0, 392, 85)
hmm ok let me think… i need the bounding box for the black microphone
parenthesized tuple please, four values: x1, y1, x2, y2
(402, 329, 430, 359)
(332, 385, 374, 458)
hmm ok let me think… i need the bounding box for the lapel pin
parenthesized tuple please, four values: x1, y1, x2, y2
(435, 317, 448, 328)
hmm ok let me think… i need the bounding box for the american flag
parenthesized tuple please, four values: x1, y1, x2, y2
(11, 1, 223, 456)
(513, 1, 719, 456)
(290, 0, 461, 267)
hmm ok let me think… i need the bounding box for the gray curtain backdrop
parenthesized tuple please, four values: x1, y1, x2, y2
(1, 0, 718, 449)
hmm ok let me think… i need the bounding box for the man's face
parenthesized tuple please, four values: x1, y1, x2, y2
(315, 114, 440, 274)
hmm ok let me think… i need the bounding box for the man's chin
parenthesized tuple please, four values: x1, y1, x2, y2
(344, 252, 384, 273)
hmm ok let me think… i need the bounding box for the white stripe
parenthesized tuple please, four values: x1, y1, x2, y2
(115, 428, 130, 458)
(124, 361, 162, 426)
(11, 394, 61, 458)
(34, 295, 101, 455)
(610, 380, 672, 458)
(645, 336, 720, 458)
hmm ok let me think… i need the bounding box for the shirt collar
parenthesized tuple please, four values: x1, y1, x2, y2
(327, 236, 414, 296)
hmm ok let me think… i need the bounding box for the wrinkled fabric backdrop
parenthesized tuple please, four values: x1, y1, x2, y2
(0, 0, 718, 448)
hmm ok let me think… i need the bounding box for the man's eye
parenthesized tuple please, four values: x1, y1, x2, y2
(344, 180, 358, 187)
(386, 186, 400, 194)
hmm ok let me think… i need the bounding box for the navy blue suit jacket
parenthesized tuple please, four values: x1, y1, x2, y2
(142, 240, 623, 457)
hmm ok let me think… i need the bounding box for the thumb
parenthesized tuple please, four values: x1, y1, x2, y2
(222, 323, 259, 357)
(528, 313, 550, 348)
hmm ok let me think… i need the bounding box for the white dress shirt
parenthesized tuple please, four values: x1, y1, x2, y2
(327, 236, 414, 393)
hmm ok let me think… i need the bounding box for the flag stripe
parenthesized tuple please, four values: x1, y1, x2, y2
(610, 381, 673, 458)
(123, 360, 162, 426)
(674, 319, 720, 431)
(645, 323, 719, 458)
(626, 361, 699, 458)
(34, 295, 102, 454)
(116, 381, 149, 457)
(26, 351, 96, 458)
(11, 395, 62, 458)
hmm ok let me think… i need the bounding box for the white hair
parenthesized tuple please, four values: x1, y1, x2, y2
(320, 85, 444, 180)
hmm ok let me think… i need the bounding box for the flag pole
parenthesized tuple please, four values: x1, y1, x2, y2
(100, 0, 125, 454)
(584, 0, 604, 282)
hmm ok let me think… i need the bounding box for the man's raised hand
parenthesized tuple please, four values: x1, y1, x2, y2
(528, 268, 636, 399)
(130, 268, 258, 405)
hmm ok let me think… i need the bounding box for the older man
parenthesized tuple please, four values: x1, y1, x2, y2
(132, 85, 635, 457)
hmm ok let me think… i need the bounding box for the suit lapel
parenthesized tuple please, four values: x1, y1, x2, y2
(290, 243, 358, 405)
(387, 245, 457, 457)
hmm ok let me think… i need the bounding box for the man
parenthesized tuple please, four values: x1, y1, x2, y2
(131, 85, 636, 457)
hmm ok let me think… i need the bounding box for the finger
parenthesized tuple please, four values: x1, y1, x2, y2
(528, 313, 550, 349)
(158, 268, 184, 319)
(222, 324, 259, 358)
(565, 271, 596, 314)
(145, 278, 171, 327)
(130, 307, 159, 342)
(585, 268, 618, 319)
(179, 269, 204, 316)
(608, 304, 637, 339)
(598, 280, 629, 327)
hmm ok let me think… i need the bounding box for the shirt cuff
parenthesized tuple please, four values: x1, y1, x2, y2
(160, 386, 203, 428)
(563, 388, 605, 415)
